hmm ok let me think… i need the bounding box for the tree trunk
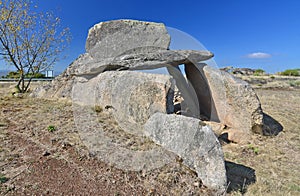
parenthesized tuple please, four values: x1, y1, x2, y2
(24, 77, 33, 92)
(16, 74, 26, 93)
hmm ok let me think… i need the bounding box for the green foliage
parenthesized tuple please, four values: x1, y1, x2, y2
(0, 0, 71, 92)
(25, 72, 46, 78)
(248, 144, 259, 155)
(0, 173, 8, 183)
(47, 125, 56, 132)
(253, 69, 265, 76)
(2, 71, 45, 79)
(289, 80, 300, 87)
(280, 69, 300, 76)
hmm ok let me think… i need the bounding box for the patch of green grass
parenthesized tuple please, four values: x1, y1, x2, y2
(289, 80, 300, 87)
(248, 144, 260, 155)
(47, 125, 56, 132)
(0, 174, 8, 184)
(289, 184, 300, 192)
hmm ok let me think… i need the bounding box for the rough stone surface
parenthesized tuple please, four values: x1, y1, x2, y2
(86, 19, 171, 59)
(166, 66, 200, 118)
(73, 71, 175, 136)
(203, 65, 264, 136)
(144, 113, 227, 192)
(185, 63, 219, 121)
(75, 50, 214, 76)
(31, 53, 94, 99)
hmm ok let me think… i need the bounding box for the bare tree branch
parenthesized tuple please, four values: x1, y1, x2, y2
(0, 0, 70, 92)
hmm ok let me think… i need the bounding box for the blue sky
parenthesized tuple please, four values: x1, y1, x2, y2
(2, 0, 300, 74)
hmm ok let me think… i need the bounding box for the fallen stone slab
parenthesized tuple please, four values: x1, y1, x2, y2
(144, 113, 227, 193)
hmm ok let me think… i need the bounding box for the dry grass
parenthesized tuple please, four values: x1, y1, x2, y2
(225, 88, 300, 195)
(0, 82, 299, 195)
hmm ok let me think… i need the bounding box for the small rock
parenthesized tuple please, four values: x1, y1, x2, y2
(42, 151, 51, 156)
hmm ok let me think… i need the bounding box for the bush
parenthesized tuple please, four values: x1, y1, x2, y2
(254, 69, 265, 76)
(26, 72, 46, 78)
(289, 80, 300, 87)
(280, 69, 300, 76)
(3, 71, 46, 78)
(4, 71, 20, 79)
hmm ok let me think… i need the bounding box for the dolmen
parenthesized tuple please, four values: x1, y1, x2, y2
(32, 19, 267, 194)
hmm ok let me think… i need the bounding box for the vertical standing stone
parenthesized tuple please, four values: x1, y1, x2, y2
(184, 63, 219, 121)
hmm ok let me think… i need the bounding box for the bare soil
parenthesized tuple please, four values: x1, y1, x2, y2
(0, 82, 299, 195)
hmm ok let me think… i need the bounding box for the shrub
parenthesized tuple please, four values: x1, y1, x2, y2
(3, 71, 46, 79)
(0, 173, 8, 183)
(289, 81, 300, 87)
(253, 69, 265, 76)
(4, 71, 20, 79)
(280, 69, 300, 76)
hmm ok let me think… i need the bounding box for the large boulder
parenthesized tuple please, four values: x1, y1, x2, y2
(203, 65, 263, 134)
(185, 64, 264, 142)
(86, 19, 171, 59)
(144, 113, 227, 193)
(73, 71, 175, 135)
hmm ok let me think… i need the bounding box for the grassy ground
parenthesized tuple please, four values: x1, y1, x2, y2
(0, 82, 299, 195)
(223, 88, 300, 195)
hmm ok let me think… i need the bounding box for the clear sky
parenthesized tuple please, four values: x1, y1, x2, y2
(3, 0, 300, 74)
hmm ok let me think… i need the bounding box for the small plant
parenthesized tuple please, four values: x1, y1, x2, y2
(270, 75, 275, 79)
(0, 173, 8, 183)
(47, 125, 56, 132)
(248, 144, 259, 155)
(289, 80, 300, 87)
(94, 105, 103, 113)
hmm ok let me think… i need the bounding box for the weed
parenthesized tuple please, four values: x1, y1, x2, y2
(94, 105, 103, 113)
(0, 173, 8, 184)
(47, 125, 56, 132)
(289, 184, 300, 192)
(248, 144, 259, 155)
(289, 80, 300, 87)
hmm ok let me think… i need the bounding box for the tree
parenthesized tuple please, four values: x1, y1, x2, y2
(0, 0, 70, 92)
(254, 69, 265, 76)
(280, 69, 300, 76)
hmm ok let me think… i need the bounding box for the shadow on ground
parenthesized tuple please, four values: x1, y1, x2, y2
(225, 161, 256, 194)
(262, 113, 283, 136)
